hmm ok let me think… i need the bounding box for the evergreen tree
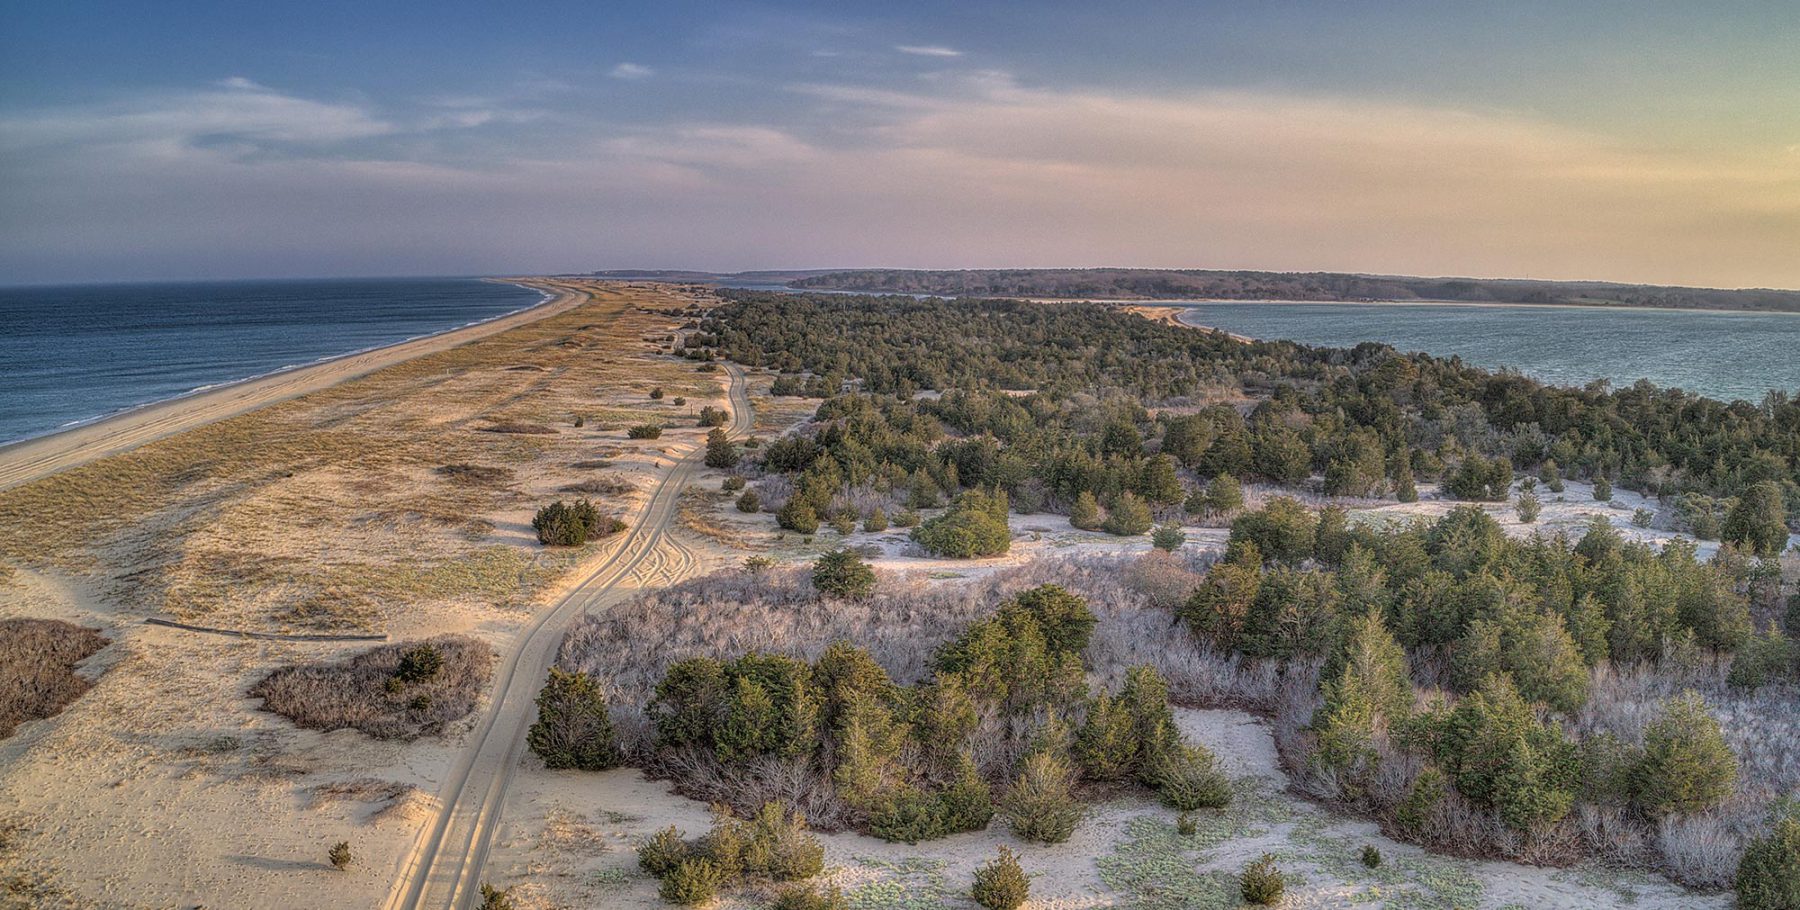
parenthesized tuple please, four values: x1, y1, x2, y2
(528, 668, 623, 771)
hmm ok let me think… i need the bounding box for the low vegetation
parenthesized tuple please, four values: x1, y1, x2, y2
(970, 846, 1029, 910)
(636, 803, 825, 906)
(0, 618, 107, 738)
(249, 636, 493, 739)
(532, 499, 626, 546)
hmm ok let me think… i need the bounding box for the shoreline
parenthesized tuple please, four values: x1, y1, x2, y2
(0, 277, 584, 491)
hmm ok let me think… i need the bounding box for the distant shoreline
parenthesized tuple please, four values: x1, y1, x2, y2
(0, 278, 582, 491)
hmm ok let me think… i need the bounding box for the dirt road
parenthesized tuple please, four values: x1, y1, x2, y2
(382, 362, 751, 910)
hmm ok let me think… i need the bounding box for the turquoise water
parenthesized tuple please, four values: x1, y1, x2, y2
(1175, 302, 1800, 403)
(0, 278, 545, 445)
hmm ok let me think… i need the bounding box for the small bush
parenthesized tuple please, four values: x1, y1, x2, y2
(813, 549, 877, 598)
(638, 826, 691, 878)
(1631, 691, 1737, 817)
(722, 475, 746, 492)
(1177, 812, 1197, 836)
(674, 396, 687, 406)
(1632, 508, 1654, 528)
(1102, 492, 1154, 536)
(1593, 476, 1612, 501)
(1002, 753, 1083, 844)
(1151, 523, 1185, 551)
(863, 508, 889, 533)
(771, 885, 848, 910)
(249, 636, 493, 740)
(737, 489, 762, 513)
(1360, 844, 1382, 868)
(893, 509, 921, 528)
(1736, 809, 1800, 910)
(777, 499, 820, 534)
(393, 644, 444, 685)
(1240, 854, 1284, 905)
(328, 840, 352, 870)
(628, 423, 664, 440)
(699, 406, 729, 427)
(659, 858, 723, 905)
(1515, 492, 1541, 524)
(650, 387, 666, 399)
(477, 884, 515, 910)
(527, 668, 621, 771)
(533, 499, 624, 546)
(705, 428, 741, 469)
(1149, 743, 1231, 811)
(971, 846, 1030, 910)
(829, 511, 857, 536)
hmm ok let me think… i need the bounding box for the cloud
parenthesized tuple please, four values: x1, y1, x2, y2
(609, 63, 654, 81)
(3, 74, 1799, 287)
(895, 44, 962, 57)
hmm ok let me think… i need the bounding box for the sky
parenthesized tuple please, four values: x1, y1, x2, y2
(2, 1, 1799, 287)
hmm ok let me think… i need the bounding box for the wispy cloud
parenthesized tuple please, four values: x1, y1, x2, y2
(4, 73, 1799, 286)
(895, 44, 962, 57)
(609, 62, 654, 81)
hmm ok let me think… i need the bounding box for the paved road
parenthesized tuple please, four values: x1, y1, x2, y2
(382, 362, 752, 910)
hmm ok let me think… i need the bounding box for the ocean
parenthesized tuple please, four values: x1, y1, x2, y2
(0, 277, 546, 445)
(1175, 301, 1800, 404)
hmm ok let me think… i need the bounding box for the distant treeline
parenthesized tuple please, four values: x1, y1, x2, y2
(789, 268, 1800, 313)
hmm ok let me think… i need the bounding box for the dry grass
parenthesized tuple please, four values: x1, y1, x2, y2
(0, 283, 722, 632)
(434, 464, 516, 486)
(248, 635, 494, 740)
(0, 619, 108, 738)
(481, 422, 559, 435)
(559, 476, 635, 496)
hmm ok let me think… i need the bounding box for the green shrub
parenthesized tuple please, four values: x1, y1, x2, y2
(1002, 753, 1083, 844)
(1229, 497, 1317, 564)
(704, 428, 740, 468)
(1395, 766, 1446, 836)
(699, 406, 729, 427)
(1101, 492, 1154, 536)
(1630, 691, 1737, 817)
(628, 423, 664, 439)
(722, 475, 746, 492)
(477, 884, 515, 910)
(1515, 492, 1541, 524)
(638, 826, 691, 878)
(830, 511, 857, 536)
(1593, 476, 1612, 501)
(1069, 490, 1103, 530)
(659, 858, 723, 905)
(912, 490, 1011, 558)
(938, 754, 996, 833)
(777, 499, 820, 533)
(650, 387, 665, 399)
(893, 508, 921, 528)
(736, 489, 762, 513)
(1151, 523, 1185, 551)
(532, 498, 624, 546)
(1432, 674, 1579, 831)
(742, 802, 826, 881)
(863, 507, 889, 533)
(1148, 743, 1231, 811)
(1176, 811, 1197, 835)
(1240, 854, 1285, 905)
(1729, 630, 1796, 690)
(1444, 455, 1512, 501)
(771, 885, 848, 910)
(867, 787, 948, 844)
(1724, 481, 1793, 558)
(393, 644, 444, 685)
(970, 846, 1030, 910)
(1632, 508, 1654, 528)
(812, 549, 876, 599)
(1360, 844, 1382, 868)
(1735, 808, 1800, 910)
(527, 668, 621, 771)
(328, 840, 352, 870)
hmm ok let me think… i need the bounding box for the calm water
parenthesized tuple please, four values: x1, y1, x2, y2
(1176, 302, 1800, 403)
(0, 278, 545, 445)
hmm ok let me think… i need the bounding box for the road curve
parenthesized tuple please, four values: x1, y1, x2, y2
(0, 279, 590, 493)
(383, 362, 752, 910)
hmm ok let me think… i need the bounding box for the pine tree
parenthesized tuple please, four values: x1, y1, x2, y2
(528, 668, 623, 771)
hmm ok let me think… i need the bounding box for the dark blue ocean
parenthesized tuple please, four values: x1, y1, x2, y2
(0, 278, 545, 445)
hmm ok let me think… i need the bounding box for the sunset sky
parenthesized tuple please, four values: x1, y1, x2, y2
(3, 1, 1798, 286)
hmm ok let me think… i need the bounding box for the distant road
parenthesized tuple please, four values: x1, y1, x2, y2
(0, 279, 586, 492)
(382, 363, 753, 910)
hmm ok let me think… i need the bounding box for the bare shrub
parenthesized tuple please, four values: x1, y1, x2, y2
(249, 635, 493, 740)
(559, 476, 634, 496)
(0, 618, 107, 738)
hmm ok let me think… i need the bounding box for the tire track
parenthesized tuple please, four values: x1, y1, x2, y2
(383, 362, 752, 910)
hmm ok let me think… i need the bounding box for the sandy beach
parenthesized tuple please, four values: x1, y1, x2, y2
(0, 278, 588, 492)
